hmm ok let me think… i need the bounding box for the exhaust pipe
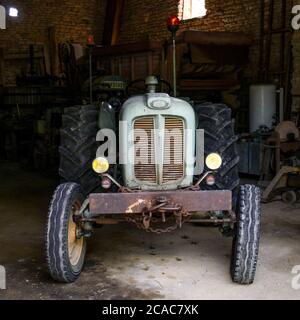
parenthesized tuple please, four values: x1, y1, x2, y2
(167, 16, 180, 97)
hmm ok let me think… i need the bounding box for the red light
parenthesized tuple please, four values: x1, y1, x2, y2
(167, 16, 180, 27)
(87, 35, 95, 45)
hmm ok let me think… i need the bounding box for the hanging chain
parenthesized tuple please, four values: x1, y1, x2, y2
(125, 199, 191, 234)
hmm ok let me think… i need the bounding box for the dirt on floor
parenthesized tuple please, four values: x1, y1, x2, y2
(0, 162, 300, 300)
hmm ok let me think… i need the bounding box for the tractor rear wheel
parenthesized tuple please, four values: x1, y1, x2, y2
(59, 105, 100, 195)
(195, 103, 240, 205)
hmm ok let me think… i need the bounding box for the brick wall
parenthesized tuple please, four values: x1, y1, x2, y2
(0, 0, 107, 85)
(292, 0, 300, 113)
(119, 0, 298, 113)
(0, 0, 299, 115)
(119, 0, 262, 76)
(118, 0, 292, 78)
(292, 31, 300, 113)
(120, 0, 262, 43)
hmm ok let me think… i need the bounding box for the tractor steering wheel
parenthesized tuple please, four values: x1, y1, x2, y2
(126, 78, 172, 97)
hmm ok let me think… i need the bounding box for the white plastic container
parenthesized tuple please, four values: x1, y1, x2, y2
(249, 84, 276, 133)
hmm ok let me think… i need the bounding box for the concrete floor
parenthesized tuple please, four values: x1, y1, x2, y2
(0, 162, 300, 300)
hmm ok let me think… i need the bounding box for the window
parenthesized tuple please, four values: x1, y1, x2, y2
(182, 0, 207, 20)
(9, 7, 18, 17)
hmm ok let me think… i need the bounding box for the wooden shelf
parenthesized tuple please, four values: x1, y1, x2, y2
(179, 79, 239, 91)
(4, 53, 44, 61)
(93, 40, 162, 57)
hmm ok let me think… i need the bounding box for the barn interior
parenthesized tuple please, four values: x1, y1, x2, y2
(0, 0, 300, 300)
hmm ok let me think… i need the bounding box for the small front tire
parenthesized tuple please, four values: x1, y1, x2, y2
(46, 183, 86, 283)
(231, 184, 261, 284)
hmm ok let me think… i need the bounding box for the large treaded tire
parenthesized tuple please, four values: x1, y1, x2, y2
(46, 183, 86, 283)
(195, 103, 240, 203)
(59, 105, 99, 195)
(231, 184, 261, 284)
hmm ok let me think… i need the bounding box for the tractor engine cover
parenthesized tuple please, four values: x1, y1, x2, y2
(120, 93, 196, 191)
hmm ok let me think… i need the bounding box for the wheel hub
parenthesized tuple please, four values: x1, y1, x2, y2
(68, 203, 84, 266)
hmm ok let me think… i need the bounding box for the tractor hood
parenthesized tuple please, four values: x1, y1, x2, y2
(119, 93, 196, 191)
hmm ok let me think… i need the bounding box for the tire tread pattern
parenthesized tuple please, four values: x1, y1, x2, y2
(195, 103, 240, 200)
(46, 183, 86, 283)
(231, 184, 261, 284)
(59, 105, 99, 194)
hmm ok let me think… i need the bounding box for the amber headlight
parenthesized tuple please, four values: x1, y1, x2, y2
(205, 153, 222, 170)
(92, 157, 109, 174)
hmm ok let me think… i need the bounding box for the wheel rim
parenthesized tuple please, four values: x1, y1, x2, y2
(68, 201, 84, 267)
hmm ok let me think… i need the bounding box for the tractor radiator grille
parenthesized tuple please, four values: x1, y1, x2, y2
(134, 117, 156, 183)
(133, 116, 185, 185)
(163, 117, 184, 183)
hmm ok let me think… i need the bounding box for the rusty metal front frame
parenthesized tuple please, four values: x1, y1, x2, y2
(89, 190, 232, 216)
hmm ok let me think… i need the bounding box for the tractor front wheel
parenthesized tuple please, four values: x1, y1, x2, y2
(231, 184, 261, 284)
(46, 183, 86, 283)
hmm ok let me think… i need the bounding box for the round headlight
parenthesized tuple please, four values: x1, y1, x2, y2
(205, 153, 222, 170)
(92, 157, 109, 174)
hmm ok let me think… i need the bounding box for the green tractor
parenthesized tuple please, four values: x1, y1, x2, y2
(46, 75, 261, 284)
(45, 17, 261, 285)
